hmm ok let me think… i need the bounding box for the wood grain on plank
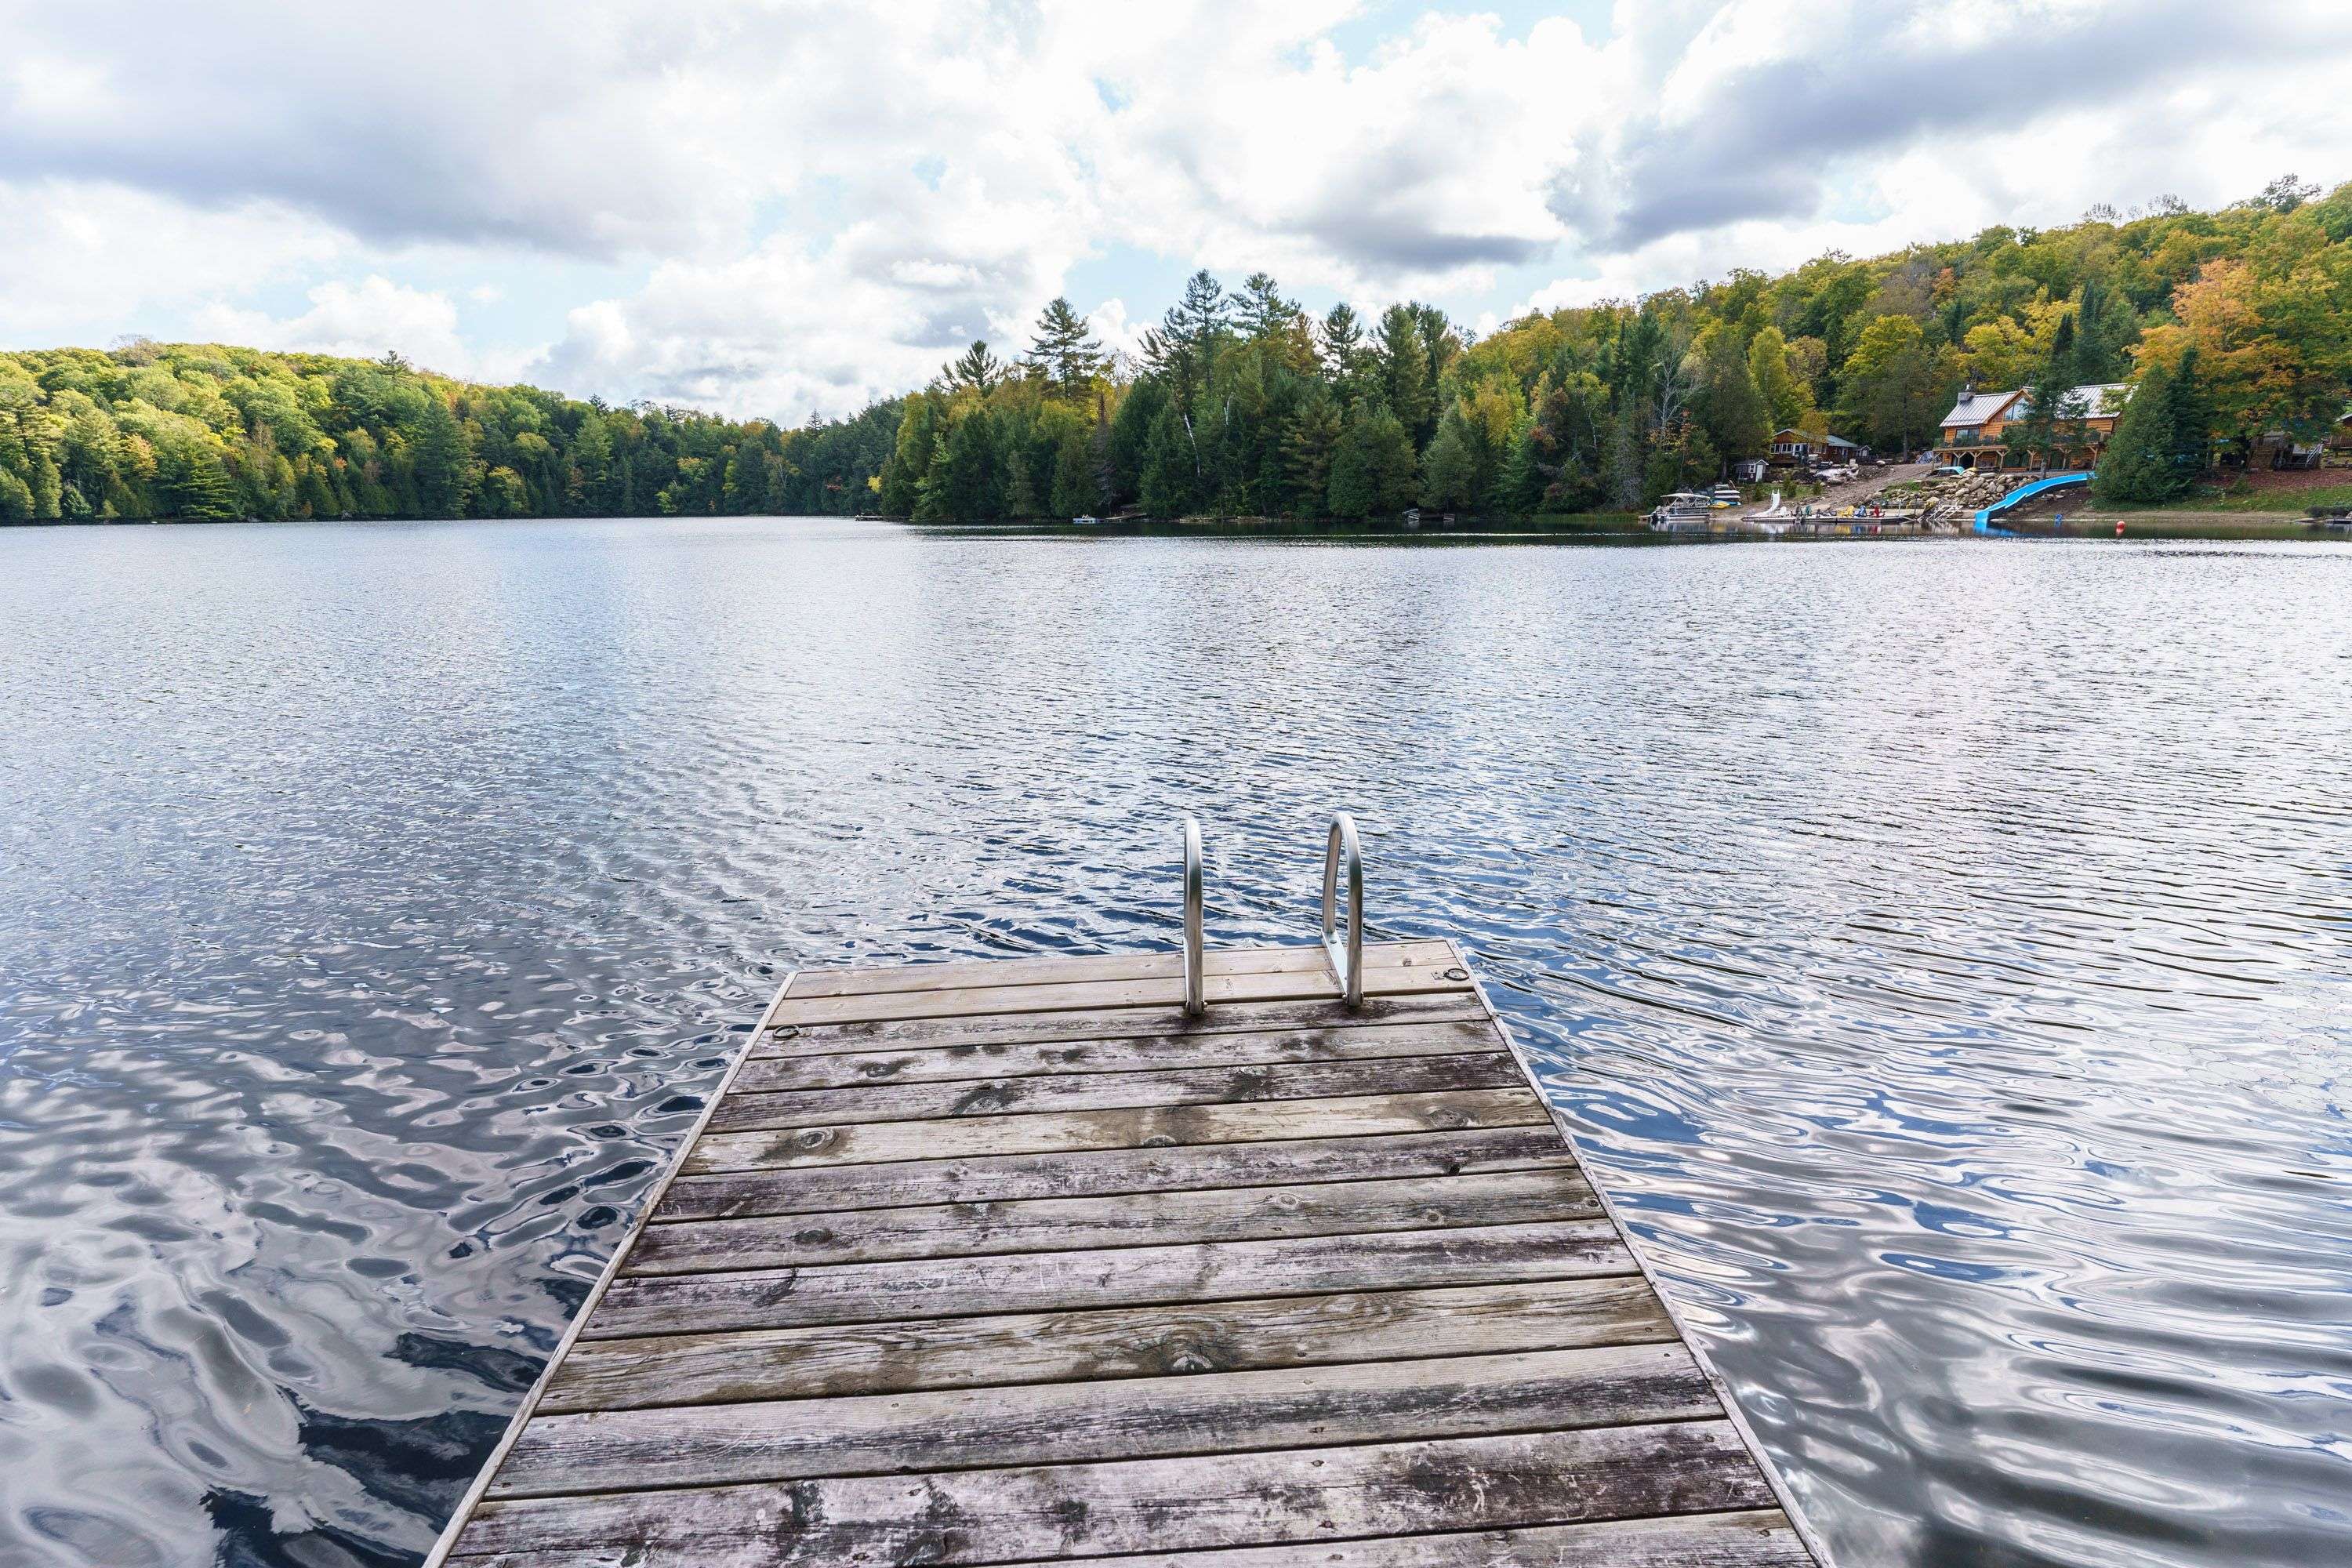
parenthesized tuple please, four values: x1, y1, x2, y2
(542, 1276, 1677, 1413)
(757, 990, 1487, 1058)
(786, 940, 1457, 999)
(660, 1124, 1579, 1221)
(452, 1421, 1774, 1565)
(735, 1018, 1503, 1093)
(976, 1511, 1811, 1568)
(589, 1218, 1630, 1339)
(686, 1088, 1549, 1175)
(708, 1052, 1523, 1134)
(630, 1168, 1598, 1274)
(767, 961, 1472, 1030)
(492, 1342, 1716, 1497)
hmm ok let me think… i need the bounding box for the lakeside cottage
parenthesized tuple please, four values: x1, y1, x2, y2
(1769, 429, 1862, 466)
(1933, 383, 2132, 471)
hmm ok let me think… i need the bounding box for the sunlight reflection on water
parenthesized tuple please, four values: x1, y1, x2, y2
(2, 517, 2348, 1567)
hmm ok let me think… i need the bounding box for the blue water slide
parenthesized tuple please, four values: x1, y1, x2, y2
(1974, 471, 2092, 531)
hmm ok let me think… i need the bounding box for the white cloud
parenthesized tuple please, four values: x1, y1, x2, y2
(2, 1, 2349, 418)
(0, 179, 347, 343)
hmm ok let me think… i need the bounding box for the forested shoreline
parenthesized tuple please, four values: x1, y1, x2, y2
(884, 176, 2350, 521)
(0, 341, 895, 522)
(2, 178, 2345, 524)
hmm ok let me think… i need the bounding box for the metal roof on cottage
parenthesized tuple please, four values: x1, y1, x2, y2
(1940, 383, 2131, 429)
(2009, 382, 2132, 420)
(1940, 387, 2020, 428)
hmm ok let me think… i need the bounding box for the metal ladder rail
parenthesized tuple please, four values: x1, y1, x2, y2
(1180, 814, 1205, 1016)
(1321, 812, 1364, 1006)
(1178, 811, 1365, 1014)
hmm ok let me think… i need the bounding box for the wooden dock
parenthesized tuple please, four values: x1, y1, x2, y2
(430, 938, 1819, 1566)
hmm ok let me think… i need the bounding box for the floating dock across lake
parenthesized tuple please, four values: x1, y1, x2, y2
(429, 820, 1820, 1566)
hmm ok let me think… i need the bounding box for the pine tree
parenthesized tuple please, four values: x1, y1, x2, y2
(1603, 416, 1642, 512)
(1025, 299, 1104, 397)
(1003, 451, 1039, 517)
(1317, 304, 1367, 391)
(1363, 404, 1418, 513)
(1374, 306, 1435, 448)
(1696, 325, 1769, 463)
(1420, 412, 1475, 510)
(1170, 270, 1230, 353)
(2094, 359, 2182, 502)
(1138, 400, 1199, 518)
(2011, 314, 2084, 470)
(1236, 274, 1299, 340)
(2164, 347, 2213, 477)
(1049, 425, 1098, 517)
(942, 341, 1006, 395)
(1283, 392, 1341, 515)
(164, 447, 239, 519)
(1325, 411, 1375, 520)
(414, 394, 470, 515)
(1495, 414, 1542, 514)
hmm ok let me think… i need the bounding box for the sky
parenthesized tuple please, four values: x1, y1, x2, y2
(4, 0, 2349, 424)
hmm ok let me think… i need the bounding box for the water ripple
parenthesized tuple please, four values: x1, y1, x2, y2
(2, 518, 2348, 1566)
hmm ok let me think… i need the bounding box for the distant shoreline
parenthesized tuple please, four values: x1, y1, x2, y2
(8, 510, 2347, 542)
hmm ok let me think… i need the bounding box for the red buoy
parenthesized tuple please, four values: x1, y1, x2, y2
(2114, 520, 2125, 538)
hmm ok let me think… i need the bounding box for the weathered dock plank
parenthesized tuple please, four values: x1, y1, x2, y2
(488, 1342, 1716, 1497)
(732, 1015, 1502, 1091)
(659, 1123, 1581, 1219)
(539, 1276, 1677, 1411)
(449, 1423, 1774, 1565)
(684, 1086, 1551, 1172)
(427, 940, 1818, 1567)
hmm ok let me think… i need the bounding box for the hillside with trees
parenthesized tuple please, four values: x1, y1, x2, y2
(0, 340, 894, 522)
(3, 176, 2344, 524)
(883, 174, 2351, 521)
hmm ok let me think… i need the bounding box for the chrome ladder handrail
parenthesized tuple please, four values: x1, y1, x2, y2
(1181, 814, 1205, 1016)
(1320, 812, 1363, 1006)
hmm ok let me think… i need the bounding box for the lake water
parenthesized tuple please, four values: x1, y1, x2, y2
(2, 517, 2348, 1568)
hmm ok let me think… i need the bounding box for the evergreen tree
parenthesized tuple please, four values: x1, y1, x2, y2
(915, 406, 999, 520)
(1003, 452, 1040, 517)
(1138, 399, 1200, 517)
(1283, 390, 1341, 515)
(1142, 270, 1231, 408)
(1317, 304, 1367, 390)
(2072, 278, 2135, 382)
(1325, 412, 1376, 519)
(1236, 274, 1299, 340)
(1374, 305, 1436, 448)
(2010, 314, 2085, 470)
(942, 341, 1007, 395)
(2164, 347, 2212, 474)
(1364, 404, 1419, 514)
(1170, 269, 1231, 353)
(1603, 415, 1643, 512)
(413, 394, 471, 515)
(1695, 325, 1769, 464)
(2094, 358, 2184, 502)
(1048, 425, 1098, 517)
(1328, 400, 1416, 517)
(1025, 299, 1104, 396)
(1495, 414, 1543, 514)
(162, 446, 239, 519)
(1420, 412, 1476, 510)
